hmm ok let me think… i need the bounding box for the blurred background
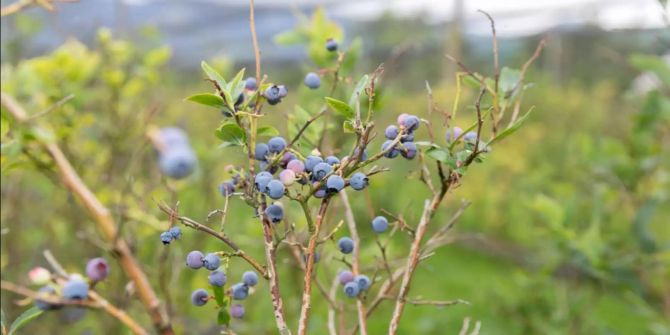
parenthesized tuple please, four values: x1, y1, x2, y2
(1, 0, 669, 334)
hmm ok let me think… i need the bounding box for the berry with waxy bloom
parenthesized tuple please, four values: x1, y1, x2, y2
(349, 172, 368, 190)
(385, 125, 399, 140)
(265, 180, 285, 199)
(62, 277, 89, 300)
(326, 38, 338, 52)
(268, 136, 287, 153)
(191, 289, 209, 306)
(326, 175, 345, 193)
(337, 237, 354, 254)
(29, 267, 51, 286)
(265, 204, 284, 223)
(344, 281, 359, 297)
(279, 169, 296, 186)
(231, 304, 245, 319)
(231, 283, 249, 300)
(354, 274, 371, 291)
(304, 156, 323, 172)
(372, 216, 389, 233)
(186, 250, 204, 269)
(242, 271, 258, 287)
(202, 253, 220, 271)
(86, 257, 110, 282)
(312, 162, 332, 181)
(338, 270, 355, 285)
(287, 159, 305, 173)
(208, 270, 227, 287)
(304, 72, 321, 89)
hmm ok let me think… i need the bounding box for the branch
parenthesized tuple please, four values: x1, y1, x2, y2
(463, 88, 487, 166)
(1, 92, 173, 334)
(340, 190, 368, 335)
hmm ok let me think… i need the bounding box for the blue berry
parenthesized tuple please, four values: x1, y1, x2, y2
(313, 184, 327, 198)
(35, 286, 60, 310)
(169, 226, 182, 240)
(191, 289, 209, 306)
(325, 156, 340, 166)
(304, 156, 323, 172)
(343, 281, 359, 297)
(86, 258, 109, 282)
(279, 169, 296, 186)
(400, 132, 415, 143)
(354, 274, 371, 291)
(231, 283, 249, 300)
(326, 38, 338, 52)
(208, 270, 227, 287)
(337, 237, 354, 254)
(385, 125, 399, 140)
(234, 93, 244, 107)
(277, 85, 288, 98)
(400, 115, 420, 132)
(186, 250, 204, 269)
(254, 171, 273, 191)
(287, 159, 305, 173)
(326, 175, 345, 193)
(338, 270, 355, 285)
(281, 152, 296, 168)
(159, 147, 197, 179)
(242, 271, 259, 287)
(304, 72, 321, 89)
(245, 77, 257, 91)
(446, 127, 463, 143)
(160, 231, 172, 245)
(463, 131, 477, 143)
(312, 162, 332, 181)
(268, 137, 287, 153)
(255, 143, 269, 161)
(263, 85, 285, 105)
(219, 181, 235, 196)
(349, 172, 368, 190)
(62, 278, 89, 300)
(382, 140, 400, 159)
(159, 127, 189, 148)
(202, 253, 220, 271)
(372, 216, 388, 233)
(231, 304, 245, 319)
(400, 142, 417, 160)
(265, 180, 285, 199)
(265, 204, 284, 223)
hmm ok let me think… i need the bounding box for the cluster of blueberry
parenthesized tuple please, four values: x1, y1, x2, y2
(382, 114, 420, 159)
(159, 226, 182, 245)
(157, 127, 198, 179)
(30, 258, 110, 311)
(185, 250, 258, 319)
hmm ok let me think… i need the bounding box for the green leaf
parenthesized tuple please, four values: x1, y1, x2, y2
(488, 107, 534, 146)
(212, 285, 225, 307)
(201, 61, 227, 87)
(325, 97, 354, 119)
(257, 125, 279, 137)
(342, 120, 355, 133)
(9, 307, 43, 335)
(227, 68, 246, 99)
(349, 75, 369, 108)
(184, 93, 226, 109)
(274, 30, 309, 46)
(215, 122, 246, 147)
(2, 308, 7, 334)
(425, 147, 450, 163)
(498, 67, 521, 96)
(1, 115, 9, 138)
(217, 308, 231, 326)
(462, 75, 481, 89)
(632, 199, 658, 253)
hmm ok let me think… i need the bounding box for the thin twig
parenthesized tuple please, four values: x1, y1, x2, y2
(340, 190, 368, 335)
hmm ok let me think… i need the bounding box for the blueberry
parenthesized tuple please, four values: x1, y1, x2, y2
(400, 132, 415, 143)
(230, 304, 245, 319)
(186, 250, 204, 269)
(463, 131, 477, 143)
(234, 93, 244, 107)
(231, 283, 249, 300)
(304, 156, 323, 172)
(159, 147, 197, 179)
(169, 226, 182, 240)
(245, 77, 257, 91)
(28, 267, 51, 285)
(304, 72, 321, 89)
(160, 231, 172, 245)
(259, 160, 278, 174)
(353, 148, 368, 161)
(265, 204, 284, 223)
(326, 175, 345, 193)
(255, 143, 270, 161)
(396, 113, 409, 125)
(382, 140, 400, 159)
(287, 159, 305, 173)
(277, 85, 288, 98)
(265, 180, 285, 199)
(62, 278, 89, 300)
(242, 271, 259, 287)
(219, 181, 235, 196)
(279, 169, 296, 186)
(263, 85, 284, 105)
(208, 270, 227, 287)
(35, 286, 61, 311)
(254, 171, 273, 191)
(312, 162, 332, 181)
(85, 257, 109, 282)
(372, 216, 388, 233)
(354, 274, 371, 291)
(326, 38, 338, 52)
(338, 270, 355, 285)
(313, 184, 327, 198)
(268, 137, 287, 153)
(385, 125, 399, 140)
(221, 108, 233, 118)
(337, 237, 354, 254)
(400, 115, 420, 132)
(446, 126, 463, 143)
(325, 156, 340, 166)
(343, 281, 359, 297)
(349, 172, 368, 191)
(191, 289, 209, 306)
(159, 127, 189, 148)
(400, 142, 417, 160)
(202, 253, 220, 271)
(281, 152, 296, 168)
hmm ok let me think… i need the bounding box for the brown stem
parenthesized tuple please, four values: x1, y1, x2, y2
(340, 189, 368, 335)
(297, 198, 331, 335)
(1, 92, 173, 334)
(260, 202, 291, 334)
